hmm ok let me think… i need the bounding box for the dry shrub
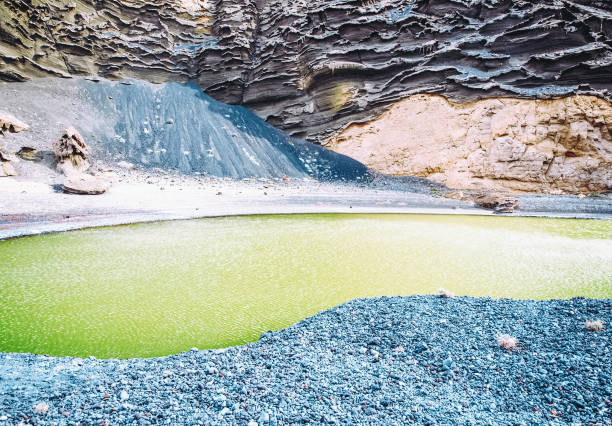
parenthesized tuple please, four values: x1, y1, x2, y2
(497, 334, 518, 350)
(586, 320, 604, 332)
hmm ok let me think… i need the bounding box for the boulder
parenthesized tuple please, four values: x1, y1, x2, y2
(473, 193, 518, 213)
(62, 174, 110, 195)
(53, 127, 90, 174)
(0, 111, 29, 177)
(0, 111, 29, 135)
(0, 156, 17, 177)
(16, 146, 41, 162)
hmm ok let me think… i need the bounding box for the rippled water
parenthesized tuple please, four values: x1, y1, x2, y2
(1, 214, 610, 358)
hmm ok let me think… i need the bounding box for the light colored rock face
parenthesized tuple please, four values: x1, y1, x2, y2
(327, 95, 612, 194)
(53, 127, 90, 174)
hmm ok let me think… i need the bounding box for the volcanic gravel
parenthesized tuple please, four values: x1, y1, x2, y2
(0, 296, 610, 424)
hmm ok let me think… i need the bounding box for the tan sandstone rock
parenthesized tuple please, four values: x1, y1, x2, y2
(53, 127, 90, 175)
(0, 111, 29, 177)
(62, 173, 110, 195)
(327, 95, 612, 194)
(0, 111, 29, 135)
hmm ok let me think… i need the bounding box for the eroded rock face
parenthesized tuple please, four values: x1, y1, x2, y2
(1, 0, 611, 142)
(53, 126, 90, 174)
(327, 94, 612, 193)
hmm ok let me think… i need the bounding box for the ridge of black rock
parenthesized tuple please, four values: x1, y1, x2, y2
(1, 0, 611, 142)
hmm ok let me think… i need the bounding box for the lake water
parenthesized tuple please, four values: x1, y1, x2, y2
(1, 214, 610, 358)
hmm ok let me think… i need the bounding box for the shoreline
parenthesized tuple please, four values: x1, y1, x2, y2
(2, 175, 611, 241)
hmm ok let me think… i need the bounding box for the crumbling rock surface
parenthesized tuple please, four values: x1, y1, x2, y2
(1, 0, 611, 141)
(53, 126, 90, 174)
(327, 94, 612, 194)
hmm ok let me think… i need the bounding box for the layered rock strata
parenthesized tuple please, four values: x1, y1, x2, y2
(1, 0, 611, 142)
(328, 94, 612, 193)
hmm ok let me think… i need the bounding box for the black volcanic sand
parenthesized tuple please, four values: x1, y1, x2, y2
(0, 296, 610, 424)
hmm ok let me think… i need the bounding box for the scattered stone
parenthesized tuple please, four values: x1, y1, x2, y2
(439, 288, 455, 298)
(497, 334, 518, 351)
(0, 111, 29, 135)
(62, 174, 110, 195)
(53, 127, 90, 174)
(585, 320, 604, 332)
(0, 153, 16, 177)
(34, 402, 49, 414)
(0, 415, 7, 421)
(166, 118, 174, 124)
(119, 391, 129, 401)
(16, 147, 41, 162)
(473, 193, 518, 213)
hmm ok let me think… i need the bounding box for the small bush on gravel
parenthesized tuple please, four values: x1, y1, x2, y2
(585, 320, 604, 331)
(497, 334, 518, 350)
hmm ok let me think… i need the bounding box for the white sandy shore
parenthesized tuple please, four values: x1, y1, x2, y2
(1, 168, 611, 240)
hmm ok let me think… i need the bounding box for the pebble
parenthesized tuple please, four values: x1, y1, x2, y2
(34, 402, 48, 413)
(119, 391, 129, 401)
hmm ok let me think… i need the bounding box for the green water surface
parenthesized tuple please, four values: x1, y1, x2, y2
(1, 214, 610, 358)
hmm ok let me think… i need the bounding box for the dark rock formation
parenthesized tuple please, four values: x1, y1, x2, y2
(1, 0, 611, 142)
(16, 146, 41, 162)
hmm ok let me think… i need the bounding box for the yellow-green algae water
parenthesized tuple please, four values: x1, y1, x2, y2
(1, 214, 610, 358)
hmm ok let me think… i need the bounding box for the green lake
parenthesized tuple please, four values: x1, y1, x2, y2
(1, 214, 610, 358)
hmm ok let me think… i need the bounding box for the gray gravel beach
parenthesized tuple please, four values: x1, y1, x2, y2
(1, 296, 610, 425)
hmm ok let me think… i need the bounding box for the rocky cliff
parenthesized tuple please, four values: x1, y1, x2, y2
(328, 94, 612, 193)
(2, 0, 611, 143)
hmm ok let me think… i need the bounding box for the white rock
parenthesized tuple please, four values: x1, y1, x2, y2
(119, 390, 129, 401)
(34, 402, 49, 413)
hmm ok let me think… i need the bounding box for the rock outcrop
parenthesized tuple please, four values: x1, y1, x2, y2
(0, 149, 16, 177)
(0, 111, 29, 176)
(0, 111, 29, 135)
(1, 0, 611, 142)
(327, 94, 612, 194)
(53, 126, 90, 175)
